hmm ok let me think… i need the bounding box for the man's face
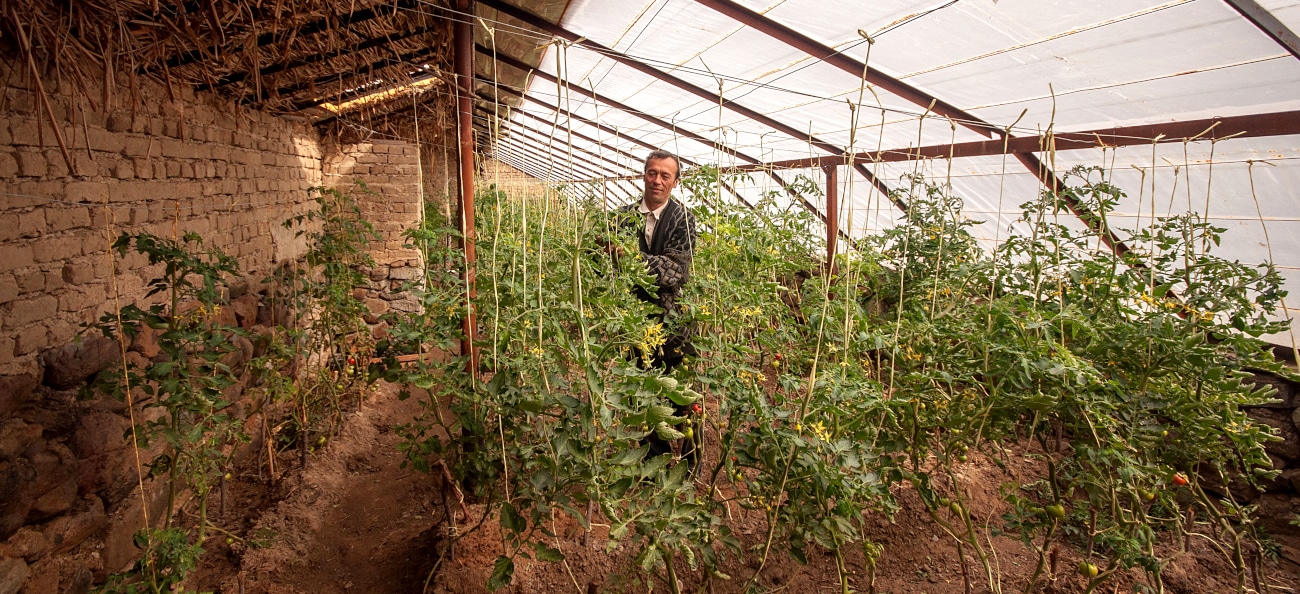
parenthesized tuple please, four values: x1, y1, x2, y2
(643, 157, 679, 206)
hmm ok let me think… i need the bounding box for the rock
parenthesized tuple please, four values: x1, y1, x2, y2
(127, 326, 160, 359)
(1293, 406, 1300, 433)
(1248, 408, 1300, 462)
(76, 449, 143, 504)
(363, 298, 389, 324)
(212, 303, 238, 328)
(101, 479, 169, 575)
(0, 527, 51, 562)
(63, 563, 92, 594)
(230, 293, 259, 329)
(0, 556, 29, 594)
(28, 442, 73, 493)
(388, 297, 421, 313)
(228, 278, 251, 301)
(249, 325, 276, 358)
(18, 555, 92, 594)
(41, 336, 122, 390)
(256, 300, 295, 328)
(0, 459, 36, 540)
(27, 479, 77, 522)
(16, 557, 57, 594)
(0, 421, 42, 460)
(1283, 468, 1300, 493)
(388, 266, 422, 281)
(221, 334, 254, 371)
(71, 413, 130, 458)
(0, 374, 39, 417)
(1245, 371, 1296, 408)
(43, 495, 106, 555)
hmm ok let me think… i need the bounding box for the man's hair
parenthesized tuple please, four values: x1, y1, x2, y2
(644, 150, 683, 180)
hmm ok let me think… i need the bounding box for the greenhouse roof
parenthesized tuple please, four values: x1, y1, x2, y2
(463, 0, 1300, 347)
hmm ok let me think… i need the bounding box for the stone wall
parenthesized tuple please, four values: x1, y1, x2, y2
(0, 56, 327, 593)
(322, 140, 425, 323)
(0, 58, 323, 380)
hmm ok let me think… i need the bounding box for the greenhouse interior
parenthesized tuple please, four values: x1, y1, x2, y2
(2, 0, 1300, 592)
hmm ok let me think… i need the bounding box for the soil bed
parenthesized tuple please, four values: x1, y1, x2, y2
(190, 382, 1300, 593)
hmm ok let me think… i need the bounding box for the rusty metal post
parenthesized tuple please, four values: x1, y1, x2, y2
(824, 163, 838, 276)
(455, 0, 478, 371)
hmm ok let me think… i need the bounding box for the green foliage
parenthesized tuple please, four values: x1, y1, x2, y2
(389, 166, 1292, 593)
(94, 528, 207, 594)
(94, 232, 247, 531)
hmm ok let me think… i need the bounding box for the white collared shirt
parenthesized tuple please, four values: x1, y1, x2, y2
(638, 199, 670, 244)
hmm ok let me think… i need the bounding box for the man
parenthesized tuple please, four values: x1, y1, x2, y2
(603, 149, 699, 469)
(610, 149, 697, 370)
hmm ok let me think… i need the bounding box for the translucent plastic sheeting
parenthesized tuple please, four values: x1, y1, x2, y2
(498, 0, 1300, 346)
(1259, 0, 1300, 31)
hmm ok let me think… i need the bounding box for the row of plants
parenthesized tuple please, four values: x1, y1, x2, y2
(89, 185, 382, 594)
(391, 164, 1293, 594)
(78, 164, 1294, 593)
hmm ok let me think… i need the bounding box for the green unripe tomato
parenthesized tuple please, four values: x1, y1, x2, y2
(1078, 561, 1099, 578)
(1045, 504, 1066, 519)
(682, 427, 694, 439)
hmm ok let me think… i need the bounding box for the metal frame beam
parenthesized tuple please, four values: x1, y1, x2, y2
(737, 110, 1300, 170)
(1224, 0, 1300, 60)
(491, 126, 619, 181)
(691, 0, 1100, 246)
(476, 104, 639, 177)
(473, 73, 752, 208)
(478, 0, 896, 204)
(476, 47, 832, 220)
(455, 0, 478, 370)
(476, 89, 646, 166)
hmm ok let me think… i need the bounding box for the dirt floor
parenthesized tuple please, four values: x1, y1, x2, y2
(189, 382, 1300, 594)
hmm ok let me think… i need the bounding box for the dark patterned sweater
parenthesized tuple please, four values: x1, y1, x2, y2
(615, 197, 697, 316)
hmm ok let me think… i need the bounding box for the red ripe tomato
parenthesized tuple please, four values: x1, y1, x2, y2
(1172, 473, 1189, 487)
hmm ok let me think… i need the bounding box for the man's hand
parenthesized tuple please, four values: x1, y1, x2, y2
(595, 236, 625, 258)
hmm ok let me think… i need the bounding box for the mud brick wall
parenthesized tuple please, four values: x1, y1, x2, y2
(322, 140, 425, 320)
(0, 58, 323, 380)
(0, 56, 324, 593)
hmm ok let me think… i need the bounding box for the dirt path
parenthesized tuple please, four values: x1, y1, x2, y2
(194, 384, 447, 594)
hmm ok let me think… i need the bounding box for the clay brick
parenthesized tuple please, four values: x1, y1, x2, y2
(86, 127, 125, 153)
(113, 159, 134, 179)
(123, 137, 156, 158)
(48, 206, 90, 232)
(132, 158, 152, 179)
(32, 236, 83, 263)
(108, 180, 150, 203)
(44, 268, 65, 292)
(15, 151, 47, 176)
(66, 181, 109, 203)
(62, 259, 95, 285)
(0, 243, 35, 270)
(58, 284, 106, 313)
(16, 210, 43, 238)
(14, 323, 50, 355)
(0, 152, 17, 178)
(45, 151, 69, 177)
(10, 119, 41, 146)
(5, 294, 56, 328)
(104, 113, 130, 133)
(15, 268, 43, 293)
(165, 161, 181, 178)
(0, 275, 16, 304)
